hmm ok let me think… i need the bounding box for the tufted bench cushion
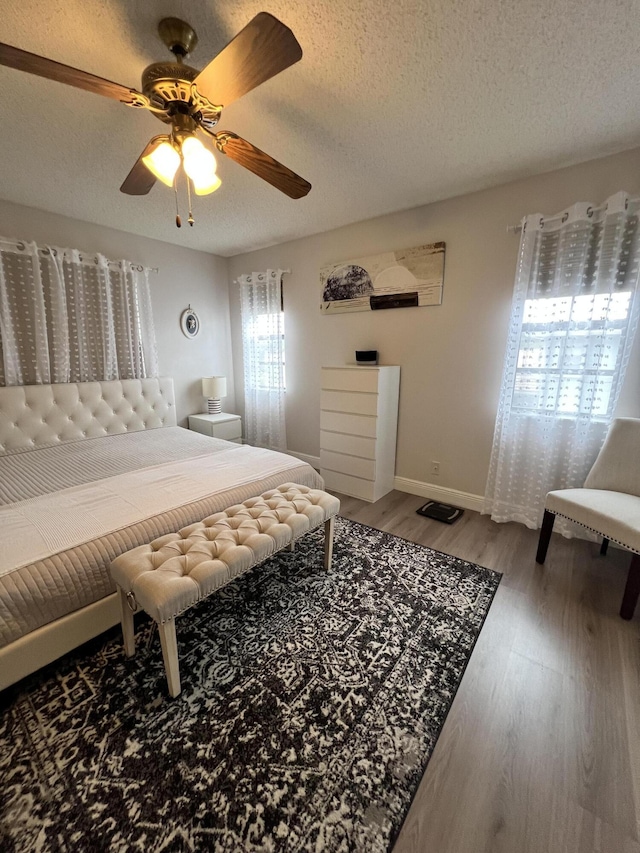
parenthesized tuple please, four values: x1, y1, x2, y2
(110, 483, 340, 696)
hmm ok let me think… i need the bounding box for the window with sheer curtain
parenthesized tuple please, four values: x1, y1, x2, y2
(484, 192, 640, 530)
(0, 239, 158, 386)
(239, 269, 287, 450)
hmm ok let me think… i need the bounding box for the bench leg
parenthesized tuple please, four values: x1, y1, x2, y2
(620, 554, 640, 621)
(118, 586, 135, 658)
(600, 538, 609, 556)
(158, 619, 181, 698)
(324, 516, 335, 571)
(536, 510, 555, 564)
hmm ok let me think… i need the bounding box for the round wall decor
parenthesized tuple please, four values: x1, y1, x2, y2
(180, 305, 200, 338)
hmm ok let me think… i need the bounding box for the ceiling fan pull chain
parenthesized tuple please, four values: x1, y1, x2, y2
(174, 174, 182, 228)
(187, 177, 194, 227)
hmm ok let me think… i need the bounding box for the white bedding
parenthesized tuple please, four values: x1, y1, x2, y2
(1, 443, 308, 576)
(0, 378, 325, 686)
(0, 426, 234, 504)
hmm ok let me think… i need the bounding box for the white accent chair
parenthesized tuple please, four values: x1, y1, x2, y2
(535, 418, 640, 620)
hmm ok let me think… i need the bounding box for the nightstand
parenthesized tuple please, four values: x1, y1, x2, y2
(188, 412, 242, 443)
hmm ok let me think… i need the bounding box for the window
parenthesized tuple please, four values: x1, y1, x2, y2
(485, 193, 640, 529)
(244, 307, 285, 392)
(513, 291, 632, 417)
(238, 269, 287, 450)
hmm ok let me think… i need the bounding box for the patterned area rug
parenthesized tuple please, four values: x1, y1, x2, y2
(0, 518, 500, 853)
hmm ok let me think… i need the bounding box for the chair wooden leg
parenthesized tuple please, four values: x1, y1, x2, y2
(620, 554, 640, 621)
(117, 586, 135, 658)
(158, 619, 181, 698)
(289, 540, 295, 553)
(536, 510, 556, 564)
(324, 516, 335, 571)
(600, 538, 609, 556)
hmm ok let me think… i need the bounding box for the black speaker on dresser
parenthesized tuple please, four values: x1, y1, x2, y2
(355, 350, 378, 365)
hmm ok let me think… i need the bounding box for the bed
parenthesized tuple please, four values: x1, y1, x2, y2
(0, 377, 324, 690)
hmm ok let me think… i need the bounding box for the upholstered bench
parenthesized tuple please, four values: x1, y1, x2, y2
(110, 484, 340, 697)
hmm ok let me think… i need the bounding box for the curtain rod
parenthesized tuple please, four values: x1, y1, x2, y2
(234, 268, 291, 284)
(506, 195, 640, 234)
(0, 238, 158, 273)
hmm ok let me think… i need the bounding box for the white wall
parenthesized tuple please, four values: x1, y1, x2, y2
(0, 199, 232, 424)
(227, 147, 640, 500)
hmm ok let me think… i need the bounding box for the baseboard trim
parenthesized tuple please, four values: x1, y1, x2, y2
(286, 456, 485, 511)
(287, 449, 321, 470)
(393, 476, 485, 512)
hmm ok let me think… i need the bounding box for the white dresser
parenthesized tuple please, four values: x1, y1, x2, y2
(320, 365, 400, 502)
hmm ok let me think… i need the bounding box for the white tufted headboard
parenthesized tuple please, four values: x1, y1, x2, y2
(0, 378, 176, 455)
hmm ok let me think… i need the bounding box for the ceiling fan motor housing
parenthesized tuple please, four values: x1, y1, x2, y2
(142, 61, 198, 105)
(141, 62, 221, 130)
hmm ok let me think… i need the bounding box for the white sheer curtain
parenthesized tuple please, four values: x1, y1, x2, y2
(485, 191, 640, 530)
(0, 238, 158, 385)
(239, 269, 287, 450)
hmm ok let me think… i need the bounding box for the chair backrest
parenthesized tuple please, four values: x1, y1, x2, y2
(584, 418, 640, 497)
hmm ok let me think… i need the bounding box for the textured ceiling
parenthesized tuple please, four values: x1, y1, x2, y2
(0, 0, 639, 257)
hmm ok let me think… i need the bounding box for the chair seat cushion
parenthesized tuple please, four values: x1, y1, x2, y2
(546, 489, 640, 554)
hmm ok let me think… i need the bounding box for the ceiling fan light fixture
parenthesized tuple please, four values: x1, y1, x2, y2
(142, 139, 180, 186)
(181, 135, 217, 175)
(1, 13, 311, 213)
(181, 136, 220, 195)
(191, 172, 222, 196)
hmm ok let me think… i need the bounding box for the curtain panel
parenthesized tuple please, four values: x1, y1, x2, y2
(0, 239, 158, 386)
(485, 191, 640, 530)
(239, 269, 287, 451)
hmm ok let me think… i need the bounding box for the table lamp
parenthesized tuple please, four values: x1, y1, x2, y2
(202, 376, 227, 414)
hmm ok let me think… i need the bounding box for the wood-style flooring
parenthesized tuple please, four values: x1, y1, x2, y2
(336, 489, 640, 853)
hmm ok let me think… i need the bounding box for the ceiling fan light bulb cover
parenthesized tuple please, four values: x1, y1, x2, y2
(142, 140, 180, 186)
(192, 173, 222, 196)
(182, 136, 218, 177)
(181, 135, 204, 156)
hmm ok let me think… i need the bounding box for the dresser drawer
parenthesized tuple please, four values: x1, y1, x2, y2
(321, 368, 379, 393)
(320, 430, 376, 459)
(320, 389, 378, 416)
(320, 450, 376, 480)
(320, 410, 377, 438)
(321, 469, 376, 501)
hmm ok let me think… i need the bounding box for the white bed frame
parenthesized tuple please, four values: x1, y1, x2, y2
(0, 377, 176, 690)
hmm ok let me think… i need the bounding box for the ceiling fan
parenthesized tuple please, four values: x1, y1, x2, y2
(0, 13, 311, 226)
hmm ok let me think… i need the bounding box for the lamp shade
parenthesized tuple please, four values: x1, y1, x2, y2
(202, 376, 227, 398)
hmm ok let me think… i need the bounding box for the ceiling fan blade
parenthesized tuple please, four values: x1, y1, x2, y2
(194, 12, 302, 108)
(214, 131, 311, 199)
(0, 42, 142, 103)
(120, 138, 164, 195)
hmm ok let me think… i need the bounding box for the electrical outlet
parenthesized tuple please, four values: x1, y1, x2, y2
(431, 461, 440, 476)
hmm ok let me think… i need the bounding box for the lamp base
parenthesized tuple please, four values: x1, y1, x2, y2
(207, 397, 222, 414)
